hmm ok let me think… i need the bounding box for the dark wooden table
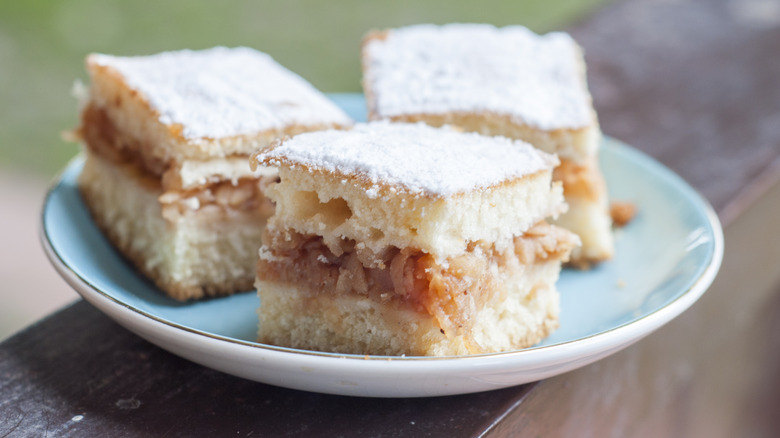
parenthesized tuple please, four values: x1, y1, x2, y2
(4, 0, 780, 435)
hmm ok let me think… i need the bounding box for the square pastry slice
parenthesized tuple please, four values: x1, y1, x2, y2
(251, 122, 579, 356)
(362, 24, 613, 266)
(74, 47, 352, 300)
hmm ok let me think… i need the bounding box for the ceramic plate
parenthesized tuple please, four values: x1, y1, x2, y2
(41, 94, 723, 397)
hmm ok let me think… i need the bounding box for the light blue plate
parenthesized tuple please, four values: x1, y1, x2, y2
(40, 94, 723, 396)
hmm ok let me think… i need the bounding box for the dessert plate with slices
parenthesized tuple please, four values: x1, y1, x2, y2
(41, 94, 723, 397)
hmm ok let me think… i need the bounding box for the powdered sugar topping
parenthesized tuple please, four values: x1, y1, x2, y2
(90, 47, 351, 139)
(364, 24, 593, 130)
(255, 121, 558, 196)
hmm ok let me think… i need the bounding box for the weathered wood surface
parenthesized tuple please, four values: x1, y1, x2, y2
(0, 301, 532, 437)
(571, 0, 780, 220)
(3, 0, 780, 435)
(487, 179, 780, 437)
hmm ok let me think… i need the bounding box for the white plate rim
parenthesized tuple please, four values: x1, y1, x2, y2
(39, 142, 724, 397)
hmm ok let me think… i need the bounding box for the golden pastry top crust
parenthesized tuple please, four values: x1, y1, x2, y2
(362, 24, 601, 162)
(252, 121, 558, 198)
(78, 47, 352, 173)
(362, 24, 596, 130)
(253, 122, 567, 259)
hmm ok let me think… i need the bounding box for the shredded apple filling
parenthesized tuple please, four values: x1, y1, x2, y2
(158, 178, 276, 221)
(552, 158, 604, 200)
(258, 222, 577, 346)
(80, 102, 276, 220)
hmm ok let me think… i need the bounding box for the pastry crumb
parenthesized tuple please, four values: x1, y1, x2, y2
(611, 201, 637, 227)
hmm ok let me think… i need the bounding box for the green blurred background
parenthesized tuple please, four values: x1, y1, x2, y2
(0, 0, 607, 177)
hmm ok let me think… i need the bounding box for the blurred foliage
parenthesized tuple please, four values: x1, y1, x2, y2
(0, 0, 606, 176)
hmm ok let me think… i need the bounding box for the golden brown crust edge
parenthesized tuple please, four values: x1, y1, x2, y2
(360, 30, 390, 121)
(378, 112, 598, 162)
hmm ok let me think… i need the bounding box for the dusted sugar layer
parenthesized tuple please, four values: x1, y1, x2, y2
(82, 47, 353, 174)
(363, 24, 593, 131)
(362, 24, 613, 266)
(254, 121, 558, 197)
(90, 47, 352, 139)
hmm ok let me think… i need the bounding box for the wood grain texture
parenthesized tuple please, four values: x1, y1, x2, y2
(0, 301, 533, 437)
(570, 0, 780, 219)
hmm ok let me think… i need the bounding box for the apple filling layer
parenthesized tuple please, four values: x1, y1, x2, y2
(157, 178, 275, 222)
(80, 102, 277, 222)
(258, 221, 578, 350)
